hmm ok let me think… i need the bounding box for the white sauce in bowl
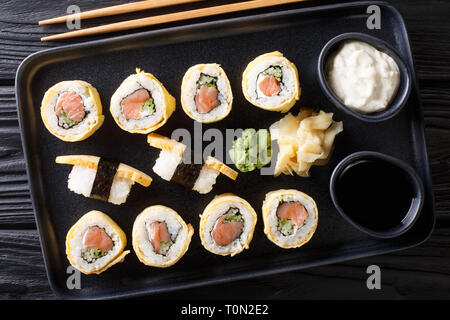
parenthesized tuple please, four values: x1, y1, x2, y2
(327, 40, 400, 114)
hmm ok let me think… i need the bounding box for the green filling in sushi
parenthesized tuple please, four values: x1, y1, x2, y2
(81, 247, 108, 263)
(261, 66, 283, 82)
(197, 73, 218, 88)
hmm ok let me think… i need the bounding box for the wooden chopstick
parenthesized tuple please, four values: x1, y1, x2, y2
(39, 0, 203, 25)
(41, 0, 308, 41)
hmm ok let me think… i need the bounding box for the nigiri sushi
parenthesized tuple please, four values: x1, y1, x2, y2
(56, 155, 152, 205)
(147, 133, 237, 194)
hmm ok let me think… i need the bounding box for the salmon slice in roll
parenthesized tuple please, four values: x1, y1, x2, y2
(132, 205, 194, 268)
(41, 80, 104, 142)
(262, 189, 318, 249)
(110, 68, 175, 134)
(199, 193, 257, 257)
(242, 51, 301, 113)
(181, 63, 233, 123)
(66, 210, 129, 275)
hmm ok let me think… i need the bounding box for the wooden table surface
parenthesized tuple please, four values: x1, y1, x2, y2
(0, 0, 449, 300)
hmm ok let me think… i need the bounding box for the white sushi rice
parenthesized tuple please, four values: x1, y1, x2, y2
(182, 64, 232, 122)
(152, 150, 220, 194)
(192, 167, 220, 194)
(133, 206, 189, 266)
(67, 217, 123, 274)
(244, 56, 298, 108)
(67, 165, 134, 205)
(201, 201, 256, 256)
(43, 81, 99, 138)
(110, 72, 165, 131)
(152, 150, 181, 181)
(266, 193, 317, 247)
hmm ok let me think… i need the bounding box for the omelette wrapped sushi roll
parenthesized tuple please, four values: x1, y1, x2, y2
(66, 210, 129, 275)
(199, 193, 257, 257)
(262, 189, 318, 249)
(56, 155, 152, 205)
(41, 80, 104, 142)
(148, 133, 238, 194)
(242, 51, 300, 113)
(132, 205, 194, 268)
(110, 68, 175, 134)
(181, 63, 233, 123)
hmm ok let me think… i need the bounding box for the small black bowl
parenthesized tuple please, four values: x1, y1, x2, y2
(318, 33, 412, 122)
(329, 151, 424, 238)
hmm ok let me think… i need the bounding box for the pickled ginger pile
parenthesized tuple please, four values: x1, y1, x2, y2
(269, 109, 343, 177)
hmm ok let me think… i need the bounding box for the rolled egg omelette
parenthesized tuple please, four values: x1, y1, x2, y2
(132, 205, 194, 268)
(66, 210, 129, 275)
(262, 189, 318, 249)
(110, 68, 175, 134)
(199, 193, 257, 257)
(41, 80, 104, 142)
(181, 63, 233, 123)
(242, 51, 300, 113)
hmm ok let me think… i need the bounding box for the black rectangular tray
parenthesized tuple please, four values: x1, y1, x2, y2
(15, 1, 435, 299)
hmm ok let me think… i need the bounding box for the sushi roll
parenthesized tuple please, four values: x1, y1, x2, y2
(132, 205, 194, 268)
(199, 193, 257, 257)
(181, 63, 233, 123)
(40, 80, 104, 142)
(56, 155, 152, 205)
(147, 133, 238, 194)
(66, 210, 129, 275)
(110, 68, 176, 134)
(242, 51, 301, 113)
(262, 189, 318, 249)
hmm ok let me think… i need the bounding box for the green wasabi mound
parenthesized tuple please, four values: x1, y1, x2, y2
(229, 128, 272, 172)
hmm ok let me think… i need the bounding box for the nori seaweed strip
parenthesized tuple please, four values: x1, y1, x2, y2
(90, 158, 120, 201)
(170, 162, 203, 190)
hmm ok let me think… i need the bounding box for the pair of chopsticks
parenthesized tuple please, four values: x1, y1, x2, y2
(39, 0, 308, 41)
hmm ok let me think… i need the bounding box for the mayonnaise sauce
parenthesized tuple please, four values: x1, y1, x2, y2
(327, 40, 400, 114)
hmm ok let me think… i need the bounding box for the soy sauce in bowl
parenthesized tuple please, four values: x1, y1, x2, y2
(330, 152, 424, 238)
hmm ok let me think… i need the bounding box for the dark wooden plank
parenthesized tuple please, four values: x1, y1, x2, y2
(0, 0, 449, 81)
(0, 86, 34, 228)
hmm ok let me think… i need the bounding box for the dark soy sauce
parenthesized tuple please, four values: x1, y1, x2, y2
(335, 159, 414, 231)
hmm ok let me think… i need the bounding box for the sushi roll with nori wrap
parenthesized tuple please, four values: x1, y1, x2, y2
(262, 189, 318, 249)
(132, 205, 194, 268)
(242, 51, 300, 113)
(40, 80, 104, 142)
(181, 63, 233, 123)
(66, 210, 129, 275)
(147, 133, 238, 194)
(56, 155, 152, 205)
(200, 193, 257, 257)
(110, 68, 176, 134)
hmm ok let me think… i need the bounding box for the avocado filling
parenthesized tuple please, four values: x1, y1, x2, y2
(81, 247, 108, 263)
(197, 73, 218, 88)
(58, 109, 81, 129)
(142, 97, 156, 115)
(223, 207, 244, 225)
(261, 66, 283, 82)
(277, 218, 295, 236)
(229, 128, 272, 172)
